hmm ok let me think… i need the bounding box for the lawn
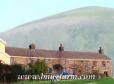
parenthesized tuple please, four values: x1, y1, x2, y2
(14, 78, 114, 84)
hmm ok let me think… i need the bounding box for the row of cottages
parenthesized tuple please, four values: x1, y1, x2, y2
(0, 39, 112, 76)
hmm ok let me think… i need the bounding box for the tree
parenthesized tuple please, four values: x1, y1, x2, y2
(31, 59, 48, 75)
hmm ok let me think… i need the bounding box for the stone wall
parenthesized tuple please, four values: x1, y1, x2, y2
(11, 56, 112, 76)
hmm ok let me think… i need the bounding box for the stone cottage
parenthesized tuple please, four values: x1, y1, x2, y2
(0, 39, 112, 76)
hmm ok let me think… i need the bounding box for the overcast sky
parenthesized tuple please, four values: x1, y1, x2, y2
(0, 0, 114, 32)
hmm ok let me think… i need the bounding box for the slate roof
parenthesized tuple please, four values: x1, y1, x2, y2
(5, 47, 111, 60)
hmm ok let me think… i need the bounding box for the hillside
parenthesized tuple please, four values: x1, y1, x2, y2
(0, 6, 114, 74)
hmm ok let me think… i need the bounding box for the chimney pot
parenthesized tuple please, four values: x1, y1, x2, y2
(99, 47, 104, 54)
(59, 43, 64, 51)
(29, 43, 36, 49)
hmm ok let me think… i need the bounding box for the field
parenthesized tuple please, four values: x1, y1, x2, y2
(14, 78, 114, 84)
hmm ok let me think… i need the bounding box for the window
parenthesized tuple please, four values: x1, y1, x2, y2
(93, 61, 97, 67)
(107, 61, 109, 63)
(102, 61, 106, 67)
(80, 60, 84, 63)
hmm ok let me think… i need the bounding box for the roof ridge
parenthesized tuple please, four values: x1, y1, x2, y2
(5, 47, 111, 60)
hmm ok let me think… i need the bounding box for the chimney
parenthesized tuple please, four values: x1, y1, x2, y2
(29, 43, 36, 50)
(59, 43, 64, 51)
(98, 47, 104, 54)
(28, 43, 36, 64)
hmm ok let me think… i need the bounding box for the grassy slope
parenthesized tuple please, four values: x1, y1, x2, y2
(14, 78, 114, 84)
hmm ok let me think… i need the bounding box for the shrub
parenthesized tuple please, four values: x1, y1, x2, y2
(0, 64, 25, 83)
(31, 59, 48, 75)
